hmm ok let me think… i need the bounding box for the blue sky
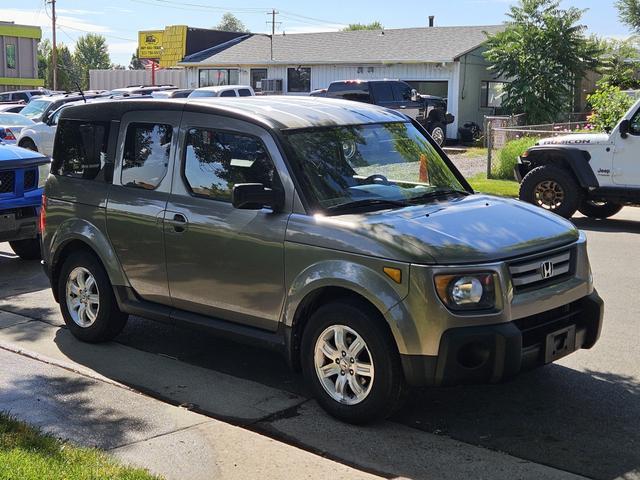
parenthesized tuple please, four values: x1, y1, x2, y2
(1, 0, 630, 66)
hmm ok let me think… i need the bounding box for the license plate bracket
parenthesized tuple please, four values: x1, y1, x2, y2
(0, 213, 16, 233)
(545, 325, 576, 363)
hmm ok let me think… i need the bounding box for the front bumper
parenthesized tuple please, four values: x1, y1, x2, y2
(0, 206, 39, 242)
(401, 291, 603, 386)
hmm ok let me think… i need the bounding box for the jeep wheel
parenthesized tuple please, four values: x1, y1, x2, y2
(9, 238, 41, 260)
(578, 200, 623, 219)
(430, 123, 446, 147)
(301, 299, 405, 424)
(519, 165, 581, 218)
(58, 251, 128, 343)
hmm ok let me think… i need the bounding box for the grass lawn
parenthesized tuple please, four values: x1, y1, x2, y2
(0, 413, 160, 480)
(467, 173, 520, 198)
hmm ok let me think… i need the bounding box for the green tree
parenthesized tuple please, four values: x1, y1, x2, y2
(48, 44, 77, 92)
(37, 39, 51, 88)
(484, 0, 601, 124)
(129, 49, 145, 70)
(587, 83, 634, 131)
(73, 34, 111, 90)
(598, 38, 640, 89)
(617, 0, 640, 32)
(215, 13, 249, 32)
(342, 21, 383, 31)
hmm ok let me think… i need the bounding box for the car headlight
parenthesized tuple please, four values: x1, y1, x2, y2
(37, 162, 50, 188)
(434, 273, 496, 311)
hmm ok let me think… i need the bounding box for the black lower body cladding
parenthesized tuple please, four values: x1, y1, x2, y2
(401, 291, 604, 387)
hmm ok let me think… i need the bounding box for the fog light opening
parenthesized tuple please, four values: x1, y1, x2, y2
(457, 342, 491, 369)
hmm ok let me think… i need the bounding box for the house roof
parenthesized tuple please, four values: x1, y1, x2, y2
(179, 25, 504, 66)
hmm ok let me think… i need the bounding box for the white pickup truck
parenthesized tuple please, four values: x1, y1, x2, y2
(516, 98, 640, 218)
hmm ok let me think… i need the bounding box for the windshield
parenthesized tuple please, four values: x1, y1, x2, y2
(284, 122, 467, 212)
(0, 113, 33, 126)
(20, 99, 51, 120)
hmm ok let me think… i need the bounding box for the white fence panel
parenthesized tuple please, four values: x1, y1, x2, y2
(89, 69, 187, 90)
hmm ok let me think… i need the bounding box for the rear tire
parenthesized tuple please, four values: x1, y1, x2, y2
(19, 138, 37, 152)
(301, 298, 406, 424)
(9, 238, 41, 260)
(519, 165, 581, 218)
(429, 123, 446, 147)
(58, 251, 128, 343)
(578, 200, 623, 219)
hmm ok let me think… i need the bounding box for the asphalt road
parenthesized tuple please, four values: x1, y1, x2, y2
(0, 208, 638, 479)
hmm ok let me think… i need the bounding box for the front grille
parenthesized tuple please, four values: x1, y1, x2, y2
(514, 301, 583, 348)
(24, 169, 36, 190)
(0, 171, 15, 194)
(508, 248, 573, 291)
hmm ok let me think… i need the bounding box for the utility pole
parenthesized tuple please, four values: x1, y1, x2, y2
(48, 0, 58, 90)
(266, 8, 280, 61)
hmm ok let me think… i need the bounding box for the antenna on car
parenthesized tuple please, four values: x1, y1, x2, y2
(72, 80, 87, 103)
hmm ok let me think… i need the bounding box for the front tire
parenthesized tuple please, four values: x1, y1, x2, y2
(578, 200, 623, 219)
(9, 238, 41, 260)
(519, 165, 581, 218)
(58, 251, 128, 343)
(301, 299, 405, 424)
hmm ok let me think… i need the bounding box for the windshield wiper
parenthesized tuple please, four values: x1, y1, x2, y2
(325, 198, 409, 214)
(409, 188, 469, 203)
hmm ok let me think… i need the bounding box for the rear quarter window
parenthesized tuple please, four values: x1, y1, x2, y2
(52, 119, 110, 180)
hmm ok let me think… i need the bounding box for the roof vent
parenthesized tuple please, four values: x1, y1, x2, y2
(429, 16, 435, 27)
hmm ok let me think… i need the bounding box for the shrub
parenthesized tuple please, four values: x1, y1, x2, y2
(588, 83, 634, 132)
(494, 137, 538, 180)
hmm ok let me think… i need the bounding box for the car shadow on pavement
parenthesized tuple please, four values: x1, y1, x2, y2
(573, 216, 640, 234)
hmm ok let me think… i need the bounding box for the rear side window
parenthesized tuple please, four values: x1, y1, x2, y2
(238, 89, 252, 97)
(220, 90, 236, 97)
(371, 83, 394, 103)
(183, 127, 278, 202)
(53, 120, 110, 180)
(121, 123, 173, 190)
(327, 82, 370, 102)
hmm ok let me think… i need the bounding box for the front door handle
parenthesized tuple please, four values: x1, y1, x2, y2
(166, 212, 188, 233)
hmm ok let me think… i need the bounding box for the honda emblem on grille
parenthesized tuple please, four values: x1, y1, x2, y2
(540, 261, 554, 279)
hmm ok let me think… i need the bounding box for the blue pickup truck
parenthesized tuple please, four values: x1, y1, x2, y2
(0, 143, 49, 259)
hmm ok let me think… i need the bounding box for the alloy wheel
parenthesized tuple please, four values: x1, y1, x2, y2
(534, 179, 565, 210)
(314, 324, 375, 405)
(65, 267, 100, 328)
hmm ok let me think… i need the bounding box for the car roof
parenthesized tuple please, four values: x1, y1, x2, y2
(194, 85, 252, 92)
(0, 143, 47, 161)
(60, 96, 407, 130)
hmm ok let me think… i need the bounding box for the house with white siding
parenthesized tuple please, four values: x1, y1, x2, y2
(178, 25, 507, 139)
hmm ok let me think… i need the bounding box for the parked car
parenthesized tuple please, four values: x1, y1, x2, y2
(0, 89, 50, 104)
(0, 113, 35, 145)
(325, 80, 454, 146)
(110, 85, 178, 96)
(41, 96, 603, 424)
(151, 89, 194, 99)
(0, 104, 26, 114)
(188, 85, 255, 98)
(309, 88, 327, 97)
(0, 143, 50, 259)
(516, 96, 640, 219)
(18, 91, 109, 123)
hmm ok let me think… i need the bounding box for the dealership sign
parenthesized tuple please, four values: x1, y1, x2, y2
(138, 30, 164, 59)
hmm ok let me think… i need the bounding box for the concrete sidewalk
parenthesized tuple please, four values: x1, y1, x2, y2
(0, 309, 587, 480)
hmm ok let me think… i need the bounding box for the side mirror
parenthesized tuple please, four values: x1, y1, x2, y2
(410, 89, 419, 102)
(620, 119, 630, 138)
(232, 183, 283, 211)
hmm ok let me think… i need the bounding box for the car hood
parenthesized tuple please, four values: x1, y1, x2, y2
(537, 133, 610, 146)
(0, 143, 48, 167)
(291, 195, 579, 264)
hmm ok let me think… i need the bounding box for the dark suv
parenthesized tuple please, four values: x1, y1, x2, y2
(41, 97, 602, 424)
(326, 80, 454, 146)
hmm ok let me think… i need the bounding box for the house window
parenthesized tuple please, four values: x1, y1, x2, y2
(6, 44, 16, 70)
(481, 81, 507, 108)
(287, 67, 311, 93)
(199, 69, 240, 87)
(250, 68, 268, 91)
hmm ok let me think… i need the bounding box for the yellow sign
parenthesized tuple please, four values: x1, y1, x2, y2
(138, 30, 164, 59)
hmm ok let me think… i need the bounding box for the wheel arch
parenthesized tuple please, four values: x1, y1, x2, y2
(520, 147, 598, 189)
(18, 135, 38, 150)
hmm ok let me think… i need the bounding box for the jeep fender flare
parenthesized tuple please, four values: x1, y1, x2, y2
(49, 217, 130, 295)
(518, 146, 599, 188)
(282, 259, 414, 353)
